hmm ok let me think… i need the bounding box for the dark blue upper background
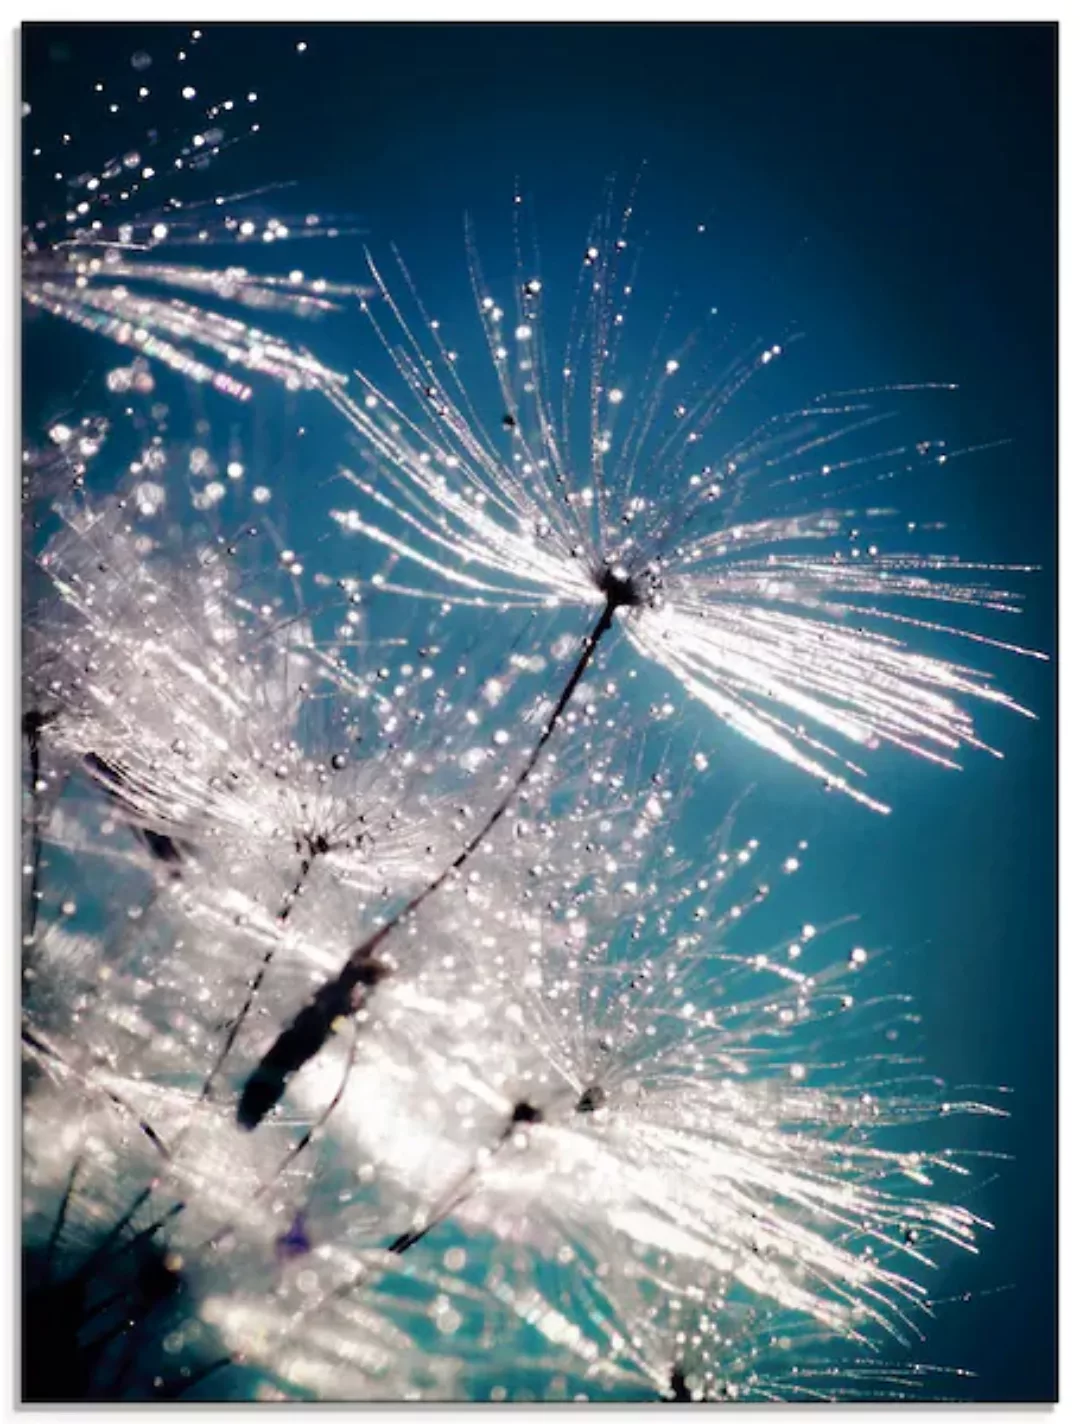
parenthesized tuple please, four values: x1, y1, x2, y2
(23, 22, 1056, 1401)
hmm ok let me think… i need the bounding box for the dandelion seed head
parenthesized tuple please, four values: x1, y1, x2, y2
(280, 798, 995, 1386)
(320, 202, 1040, 813)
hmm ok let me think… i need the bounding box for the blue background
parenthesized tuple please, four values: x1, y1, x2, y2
(23, 22, 1056, 1401)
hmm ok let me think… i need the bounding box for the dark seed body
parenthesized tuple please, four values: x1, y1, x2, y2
(237, 957, 388, 1130)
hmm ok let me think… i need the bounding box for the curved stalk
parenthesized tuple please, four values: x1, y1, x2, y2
(199, 847, 323, 1103)
(238, 599, 618, 1130)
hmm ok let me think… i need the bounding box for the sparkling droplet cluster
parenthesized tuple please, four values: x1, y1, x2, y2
(23, 31, 363, 402)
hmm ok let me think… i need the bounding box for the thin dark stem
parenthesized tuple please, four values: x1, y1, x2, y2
(21, 1027, 172, 1159)
(238, 602, 618, 1130)
(386, 1168, 483, 1257)
(82, 1201, 189, 1302)
(96, 1314, 149, 1399)
(160, 1355, 232, 1400)
(79, 1201, 185, 1299)
(388, 1101, 543, 1255)
(71, 1187, 155, 1281)
(83, 752, 189, 868)
(43, 1157, 81, 1284)
(199, 849, 321, 1103)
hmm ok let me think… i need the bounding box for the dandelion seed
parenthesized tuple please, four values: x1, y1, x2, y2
(25, 462, 513, 1114)
(21, 61, 371, 403)
(324, 205, 1042, 817)
(291, 815, 997, 1388)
